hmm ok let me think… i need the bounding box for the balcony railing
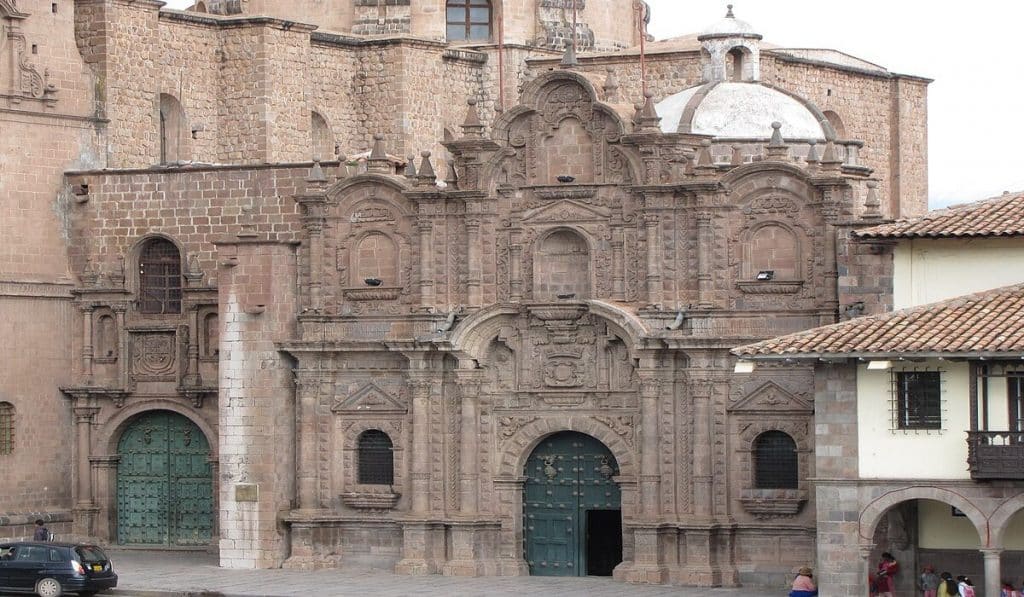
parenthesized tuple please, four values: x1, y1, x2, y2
(967, 431, 1024, 480)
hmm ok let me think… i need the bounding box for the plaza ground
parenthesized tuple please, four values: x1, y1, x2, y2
(103, 549, 751, 596)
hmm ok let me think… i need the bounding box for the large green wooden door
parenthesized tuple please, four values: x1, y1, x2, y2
(117, 411, 213, 546)
(523, 431, 621, 576)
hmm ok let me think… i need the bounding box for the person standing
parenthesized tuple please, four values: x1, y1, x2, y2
(937, 572, 957, 597)
(876, 552, 899, 597)
(32, 519, 49, 541)
(920, 565, 939, 597)
(789, 566, 818, 597)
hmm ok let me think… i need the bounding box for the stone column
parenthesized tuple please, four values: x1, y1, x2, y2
(637, 374, 662, 517)
(611, 233, 625, 301)
(509, 243, 523, 302)
(113, 304, 127, 387)
(643, 214, 661, 307)
(466, 218, 482, 308)
(696, 210, 713, 308)
(302, 203, 326, 312)
(81, 304, 95, 382)
(73, 406, 98, 506)
(409, 379, 433, 513)
(456, 378, 481, 514)
(72, 404, 100, 537)
(690, 376, 713, 515)
(183, 306, 202, 386)
(294, 374, 321, 511)
(982, 548, 1002, 597)
(418, 220, 435, 309)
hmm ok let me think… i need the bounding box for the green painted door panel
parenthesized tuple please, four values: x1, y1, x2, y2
(523, 432, 620, 577)
(117, 411, 212, 546)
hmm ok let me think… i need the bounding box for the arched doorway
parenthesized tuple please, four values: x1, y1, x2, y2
(116, 410, 213, 546)
(523, 431, 621, 576)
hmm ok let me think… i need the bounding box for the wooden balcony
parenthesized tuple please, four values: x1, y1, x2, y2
(967, 431, 1024, 480)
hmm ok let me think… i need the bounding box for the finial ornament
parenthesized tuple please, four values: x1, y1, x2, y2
(726, 4, 734, 18)
(769, 121, 784, 147)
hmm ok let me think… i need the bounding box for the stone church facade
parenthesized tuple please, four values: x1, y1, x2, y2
(1, 0, 929, 588)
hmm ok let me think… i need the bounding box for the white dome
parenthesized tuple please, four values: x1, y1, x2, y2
(700, 15, 757, 37)
(655, 82, 826, 140)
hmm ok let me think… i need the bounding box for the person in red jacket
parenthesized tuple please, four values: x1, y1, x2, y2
(876, 552, 899, 597)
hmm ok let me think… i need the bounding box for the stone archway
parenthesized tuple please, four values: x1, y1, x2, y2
(115, 410, 213, 546)
(522, 431, 622, 577)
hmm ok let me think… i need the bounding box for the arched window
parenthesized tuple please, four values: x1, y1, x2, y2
(139, 238, 182, 314)
(754, 431, 798, 489)
(158, 94, 191, 164)
(727, 47, 746, 81)
(357, 430, 394, 485)
(0, 402, 13, 455)
(446, 0, 491, 42)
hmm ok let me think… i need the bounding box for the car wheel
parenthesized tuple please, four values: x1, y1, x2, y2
(35, 577, 63, 597)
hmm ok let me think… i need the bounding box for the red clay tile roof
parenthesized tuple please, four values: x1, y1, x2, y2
(854, 191, 1024, 239)
(732, 283, 1024, 358)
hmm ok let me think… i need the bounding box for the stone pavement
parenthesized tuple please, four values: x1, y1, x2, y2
(102, 550, 749, 597)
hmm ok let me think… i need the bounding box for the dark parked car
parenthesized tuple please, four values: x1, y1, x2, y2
(0, 542, 117, 597)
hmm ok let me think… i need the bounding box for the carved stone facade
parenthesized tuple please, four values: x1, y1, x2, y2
(1, 1, 926, 591)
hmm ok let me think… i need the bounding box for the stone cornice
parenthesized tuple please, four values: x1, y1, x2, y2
(0, 280, 74, 299)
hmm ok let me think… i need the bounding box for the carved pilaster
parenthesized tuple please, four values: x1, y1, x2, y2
(611, 233, 625, 301)
(509, 244, 523, 302)
(408, 378, 434, 513)
(417, 220, 435, 310)
(80, 304, 95, 383)
(182, 306, 202, 387)
(466, 217, 482, 307)
(293, 373, 324, 510)
(112, 304, 128, 389)
(454, 377, 482, 514)
(297, 196, 327, 312)
(643, 213, 661, 308)
(695, 210, 714, 309)
(637, 374, 662, 518)
(72, 406, 100, 509)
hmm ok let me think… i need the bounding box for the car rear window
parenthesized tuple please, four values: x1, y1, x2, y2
(74, 546, 108, 563)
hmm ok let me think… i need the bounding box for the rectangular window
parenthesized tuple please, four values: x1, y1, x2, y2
(895, 371, 941, 430)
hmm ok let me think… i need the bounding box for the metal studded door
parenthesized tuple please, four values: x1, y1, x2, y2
(117, 411, 212, 546)
(523, 431, 620, 576)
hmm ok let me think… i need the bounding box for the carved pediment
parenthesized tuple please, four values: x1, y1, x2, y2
(522, 198, 610, 223)
(728, 381, 813, 414)
(0, 0, 29, 19)
(332, 382, 407, 415)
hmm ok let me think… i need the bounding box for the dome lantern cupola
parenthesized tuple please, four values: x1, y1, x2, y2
(697, 4, 762, 83)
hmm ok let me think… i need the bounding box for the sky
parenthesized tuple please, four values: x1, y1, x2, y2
(162, 0, 1024, 209)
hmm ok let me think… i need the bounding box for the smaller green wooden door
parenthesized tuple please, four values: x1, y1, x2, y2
(117, 411, 213, 546)
(523, 431, 621, 576)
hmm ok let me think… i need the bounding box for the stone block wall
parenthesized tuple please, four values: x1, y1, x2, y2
(216, 236, 298, 568)
(0, 290, 76, 513)
(64, 163, 339, 285)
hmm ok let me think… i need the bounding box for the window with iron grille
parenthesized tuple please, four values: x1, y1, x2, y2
(895, 371, 941, 430)
(446, 0, 491, 41)
(139, 239, 182, 314)
(357, 430, 394, 485)
(754, 431, 798, 489)
(0, 402, 13, 455)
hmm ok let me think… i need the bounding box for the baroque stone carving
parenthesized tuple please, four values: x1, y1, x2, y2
(130, 332, 177, 380)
